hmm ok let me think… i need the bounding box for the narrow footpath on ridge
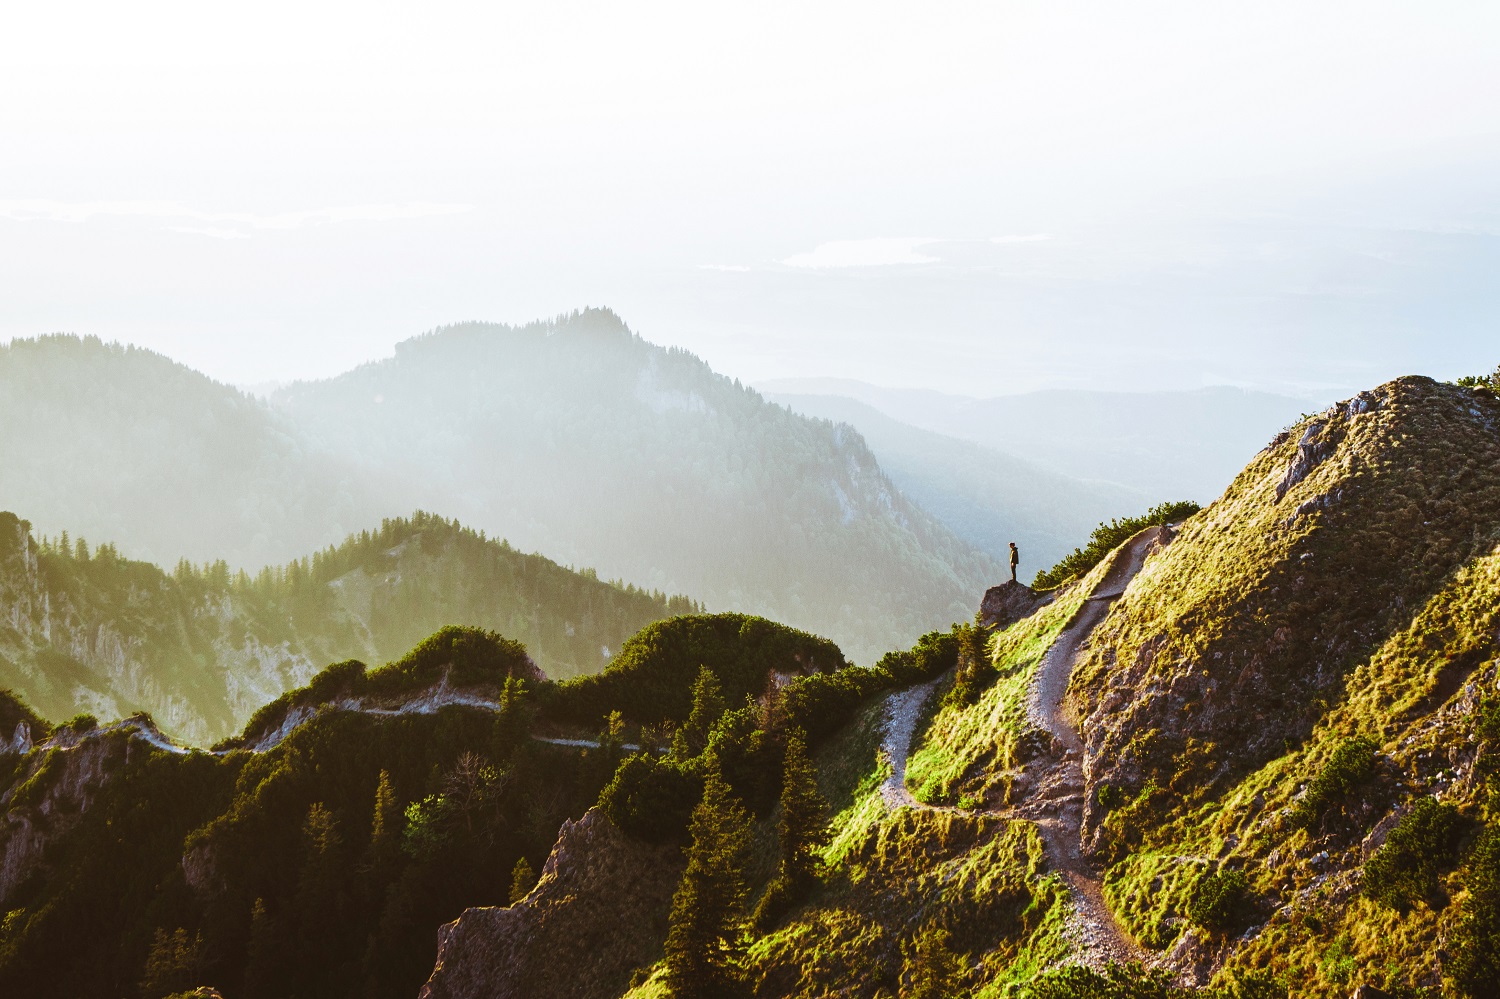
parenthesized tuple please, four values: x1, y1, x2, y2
(879, 527, 1172, 972)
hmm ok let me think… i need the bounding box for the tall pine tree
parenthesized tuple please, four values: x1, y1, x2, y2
(671, 666, 726, 760)
(367, 769, 400, 870)
(775, 729, 829, 889)
(509, 856, 537, 905)
(664, 759, 752, 999)
(753, 728, 830, 928)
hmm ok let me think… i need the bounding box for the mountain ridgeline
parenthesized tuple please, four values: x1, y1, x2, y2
(0, 316, 1000, 663)
(0, 510, 695, 744)
(270, 310, 998, 662)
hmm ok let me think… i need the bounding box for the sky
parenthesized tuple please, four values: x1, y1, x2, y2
(2, 1, 1498, 397)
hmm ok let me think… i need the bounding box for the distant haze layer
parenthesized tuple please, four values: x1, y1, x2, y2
(2, 4, 1498, 396)
(762, 378, 1315, 502)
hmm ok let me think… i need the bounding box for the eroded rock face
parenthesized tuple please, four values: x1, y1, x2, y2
(978, 581, 1053, 631)
(0, 734, 128, 906)
(420, 808, 685, 999)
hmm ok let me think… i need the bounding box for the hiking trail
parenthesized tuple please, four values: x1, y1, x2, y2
(879, 527, 1171, 972)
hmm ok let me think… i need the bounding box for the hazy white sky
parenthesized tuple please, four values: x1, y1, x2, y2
(3, 1, 1498, 395)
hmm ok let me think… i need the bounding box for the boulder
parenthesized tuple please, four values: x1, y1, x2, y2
(978, 580, 1052, 630)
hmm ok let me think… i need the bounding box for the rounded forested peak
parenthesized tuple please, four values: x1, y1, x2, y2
(552, 613, 848, 726)
(371, 625, 543, 689)
(395, 308, 638, 359)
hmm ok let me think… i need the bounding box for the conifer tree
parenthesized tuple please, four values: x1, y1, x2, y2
(752, 729, 830, 928)
(775, 729, 829, 889)
(671, 666, 726, 760)
(139, 926, 201, 997)
(296, 803, 345, 955)
(242, 897, 282, 999)
(1451, 823, 1500, 996)
(367, 770, 401, 871)
(509, 856, 537, 904)
(664, 759, 752, 999)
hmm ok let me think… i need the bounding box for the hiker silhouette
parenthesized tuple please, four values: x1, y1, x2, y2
(1009, 542, 1019, 583)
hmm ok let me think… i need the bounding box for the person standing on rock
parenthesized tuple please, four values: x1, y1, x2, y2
(1009, 542, 1020, 582)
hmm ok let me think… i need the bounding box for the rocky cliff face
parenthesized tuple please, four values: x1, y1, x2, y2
(0, 728, 133, 906)
(421, 808, 684, 999)
(0, 512, 316, 744)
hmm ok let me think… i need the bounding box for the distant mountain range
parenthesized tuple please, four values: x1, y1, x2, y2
(1, 314, 1007, 663)
(759, 377, 1318, 502)
(764, 392, 1142, 572)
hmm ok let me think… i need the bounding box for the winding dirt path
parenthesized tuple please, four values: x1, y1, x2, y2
(879, 527, 1171, 971)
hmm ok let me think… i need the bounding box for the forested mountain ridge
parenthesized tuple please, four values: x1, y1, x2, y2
(3, 319, 1001, 661)
(270, 309, 1000, 661)
(0, 616, 863, 998)
(0, 510, 695, 744)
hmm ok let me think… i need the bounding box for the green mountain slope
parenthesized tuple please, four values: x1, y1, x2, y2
(0, 510, 695, 744)
(10, 374, 1497, 999)
(272, 309, 1000, 660)
(421, 376, 1500, 999)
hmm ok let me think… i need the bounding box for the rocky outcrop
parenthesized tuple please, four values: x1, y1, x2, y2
(420, 808, 685, 999)
(0, 733, 130, 906)
(978, 580, 1053, 630)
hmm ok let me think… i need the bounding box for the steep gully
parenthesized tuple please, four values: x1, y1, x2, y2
(880, 527, 1171, 971)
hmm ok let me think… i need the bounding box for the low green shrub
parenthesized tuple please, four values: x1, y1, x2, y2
(1188, 868, 1250, 933)
(598, 752, 702, 842)
(365, 626, 532, 694)
(1023, 962, 1286, 999)
(552, 614, 846, 726)
(1022, 963, 1180, 999)
(1294, 737, 1377, 829)
(1033, 500, 1201, 590)
(1096, 783, 1128, 813)
(1454, 365, 1500, 392)
(1363, 797, 1468, 911)
(873, 629, 959, 686)
(1449, 821, 1500, 997)
(61, 714, 99, 734)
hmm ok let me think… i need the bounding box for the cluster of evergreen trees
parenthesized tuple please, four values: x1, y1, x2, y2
(659, 704, 832, 998)
(593, 626, 965, 996)
(0, 612, 953, 998)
